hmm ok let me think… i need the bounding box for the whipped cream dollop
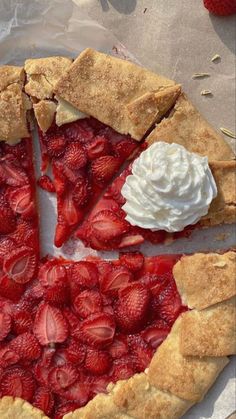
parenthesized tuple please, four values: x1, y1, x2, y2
(121, 142, 217, 232)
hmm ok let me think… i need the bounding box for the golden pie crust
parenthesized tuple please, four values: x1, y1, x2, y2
(0, 65, 30, 143)
(54, 48, 181, 141)
(146, 93, 234, 160)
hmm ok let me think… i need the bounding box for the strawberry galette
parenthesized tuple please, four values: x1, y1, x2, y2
(0, 49, 235, 419)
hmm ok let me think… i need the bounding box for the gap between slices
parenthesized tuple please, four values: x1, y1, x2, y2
(0, 252, 187, 418)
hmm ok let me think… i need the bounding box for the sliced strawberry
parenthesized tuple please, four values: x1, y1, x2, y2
(89, 375, 110, 395)
(119, 252, 144, 272)
(0, 366, 35, 401)
(142, 320, 170, 349)
(108, 334, 128, 359)
(0, 312, 11, 341)
(100, 265, 133, 297)
(63, 143, 87, 169)
(78, 313, 115, 348)
(10, 333, 41, 361)
(33, 303, 68, 345)
(60, 380, 90, 405)
(46, 135, 66, 158)
(91, 210, 129, 242)
(0, 195, 16, 234)
(74, 290, 102, 319)
(72, 176, 90, 208)
(117, 233, 144, 248)
(156, 284, 183, 325)
(87, 136, 110, 160)
(37, 175, 56, 192)
(39, 260, 67, 288)
(10, 219, 39, 251)
(3, 246, 37, 284)
(128, 335, 154, 372)
(0, 346, 20, 368)
(114, 138, 137, 160)
(12, 310, 33, 334)
(91, 155, 121, 184)
(85, 349, 111, 375)
(7, 185, 35, 218)
(111, 356, 135, 382)
(49, 365, 78, 392)
(63, 308, 80, 330)
(140, 273, 170, 297)
(44, 285, 69, 306)
(0, 238, 15, 264)
(34, 347, 56, 386)
(55, 402, 80, 419)
(145, 255, 179, 276)
(33, 387, 55, 416)
(0, 157, 28, 187)
(70, 261, 99, 288)
(59, 339, 86, 366)
(115, 283, 150, 333)
(0, 272, 25, 302)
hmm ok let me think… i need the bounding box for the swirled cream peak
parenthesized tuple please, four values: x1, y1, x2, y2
(121, 142, 217, 232)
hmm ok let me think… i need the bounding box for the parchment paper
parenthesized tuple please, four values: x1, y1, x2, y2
(0, 1, 235, 418)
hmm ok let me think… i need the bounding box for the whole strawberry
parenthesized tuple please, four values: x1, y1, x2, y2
(203, 0, 236, 16)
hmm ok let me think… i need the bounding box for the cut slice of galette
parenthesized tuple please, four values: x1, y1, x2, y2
(0, 250, 235, 419)
(76, 154, 236, 250)
(0, 65, 40, 299)
(24, 51, 181, 247)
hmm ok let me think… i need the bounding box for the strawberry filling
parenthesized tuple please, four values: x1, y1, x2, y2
(37, 118, 138, 248)
(0, 139, 39, 299)
(0, 252, 187, 418)
(76, 163, 197, 250)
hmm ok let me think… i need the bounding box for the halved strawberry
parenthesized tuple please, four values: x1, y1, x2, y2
(0, 346, 20, 368)
(0, 366, 35, 401)
(78, 313, 115, 348)
(108, 334, 128, 359)
(115, 283, 150, 333)
(7, 185, 35, 218)
(85, 349, 111, 375)
(46, 135, 66, 158)
(63, 143, 87, 169)
(70, 261, 98, 288)
(91, 210, 129, 242)
(10, 333, 41, 361)
(0, 312, 11, 341)
(89, 375, 111, 395)
(3, 246, 37, 284)
(119, 252, 144, 272)
(72, 176, 90, 208)
(91, 155, 121, 184)
(140, 273, 170, 297)
(33, 303, 68, 345)
(114, 138, 137, 160)
(12, 310, 33, 334)
(10, 219, 39, 251)
(33, 387, 55, 416)
(73, 290, 102, 318)
(49, 365, 78, 392)
(142, 320, 170, 349)
(100, 265, 133, 297)
(0, 272, 25, 301)
(111, 356, 135, 382)
(87, 136, 110, 160)
(0, 195, 16, 234)
(37, 175, 56, 192)
(63, 308, 80, 330)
